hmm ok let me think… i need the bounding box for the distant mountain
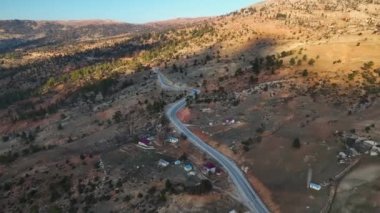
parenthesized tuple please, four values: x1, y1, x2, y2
(0, 19, 149, 38)
(145, 17, 211, 28)
(0, 18, 208, 53)
(0, 20, 153, 52)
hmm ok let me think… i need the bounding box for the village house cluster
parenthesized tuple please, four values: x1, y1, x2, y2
(136, 133, 223, 177)
(338, 132, 380, 163)
(157, 158, 222, 177)
(136, 134, 179, 150)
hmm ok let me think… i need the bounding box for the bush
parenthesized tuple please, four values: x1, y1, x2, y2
(180, 133, 187, 140)
(123, 195, 131, 202)
(362, 61, 374, 70)
(84, 194, 97, 205)
(249, 76, 258, 85)
(147, 186, 156, 194)
(281, 50, 294, 58)
(159, 191, 167, 202)
(60, 113, 67, 120)
(254, 135, 262, 143)
(48, 206, 62, 213)
(289, 58, 296, 66)
(186, 179, 213, 195)
(30, 205, 39, 213)
(2, 181, 12, 191)
(256, 125, 265, 134)
(235, 68, 243, 76)
(2, 135, 9, 142)
(308, 59, 315, 66)
(80, 154, 86, 160)
(0, 152, 19, 164)
(113, 111, 123, 123)
(292, 138, 301, 149)
(160, 116, 169, 126)
(302, 69, 309, 77)
(276, 13, 287, 20)
(179, 153, 187, 161)
(303, 55, 308, 61)
(146, 100, 166, 113)
(165, 179, 172, 191)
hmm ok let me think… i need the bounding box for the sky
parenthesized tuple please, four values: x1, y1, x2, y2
(0, 0, 260, 24)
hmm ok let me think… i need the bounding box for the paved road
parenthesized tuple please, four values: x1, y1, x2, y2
(157, 71, 269, 213)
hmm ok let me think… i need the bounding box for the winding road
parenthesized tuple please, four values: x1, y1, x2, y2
(157, 70, 269, 213)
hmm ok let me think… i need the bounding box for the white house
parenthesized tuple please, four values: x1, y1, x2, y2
(370, 150, 379, 156)
(166, 136, 179, 144)
(158, 159, 169, 168)
(363, 140, 377, 146)
(138, 138, 150, 147)
(338, 152, 347, 159)
(309, 182, 322, 191)
(184, 163, 193, 172)
(202, 162, 217, 175)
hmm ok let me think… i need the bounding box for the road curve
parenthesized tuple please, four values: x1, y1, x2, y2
(157, 71, 269, 213)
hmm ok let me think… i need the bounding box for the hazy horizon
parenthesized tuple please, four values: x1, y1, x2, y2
(0, 0, 260, 24)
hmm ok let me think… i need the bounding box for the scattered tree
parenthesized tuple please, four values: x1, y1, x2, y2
(113, 111, 123, 123)
(362, 61, 374, 70)
(297, 59, 302, 66)
(302, 69, 309, 77)
(303, 55, 308, 61)
(57, 123, 63, 130)
(308, 59, 315, 66)
(289, 58, 296, 66)
(2, 135, 10, 142)
(292, 138, 301, 149)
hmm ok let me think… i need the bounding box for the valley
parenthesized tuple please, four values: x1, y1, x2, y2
(1, 0, 380, 212)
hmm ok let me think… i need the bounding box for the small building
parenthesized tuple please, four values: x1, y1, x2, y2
(369, 145, 380, 156)
(349, 148, 360, 156)
(158, 159, 170, 168)
(215, 168, 223, 176)
(184, 163, 193, 172)
(353, 141, 372, 153)
(138, 138, 151, 147)
(224, 117, 236, 125)
(363, 140, 377, 146)
(338, 152, 347, 159)
(202, 162, 217, 175)
(147, 136, 155, 142)
(166, 136, 179, 144)
(370, 150, 379, 156)
(343, 134, 358, 146)
(309, 182, 322, 191)
(372, 146, 380, 153)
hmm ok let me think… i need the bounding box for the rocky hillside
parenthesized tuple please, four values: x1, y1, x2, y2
(0, 18, 207, 53)
(0, 0, 380, 212)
